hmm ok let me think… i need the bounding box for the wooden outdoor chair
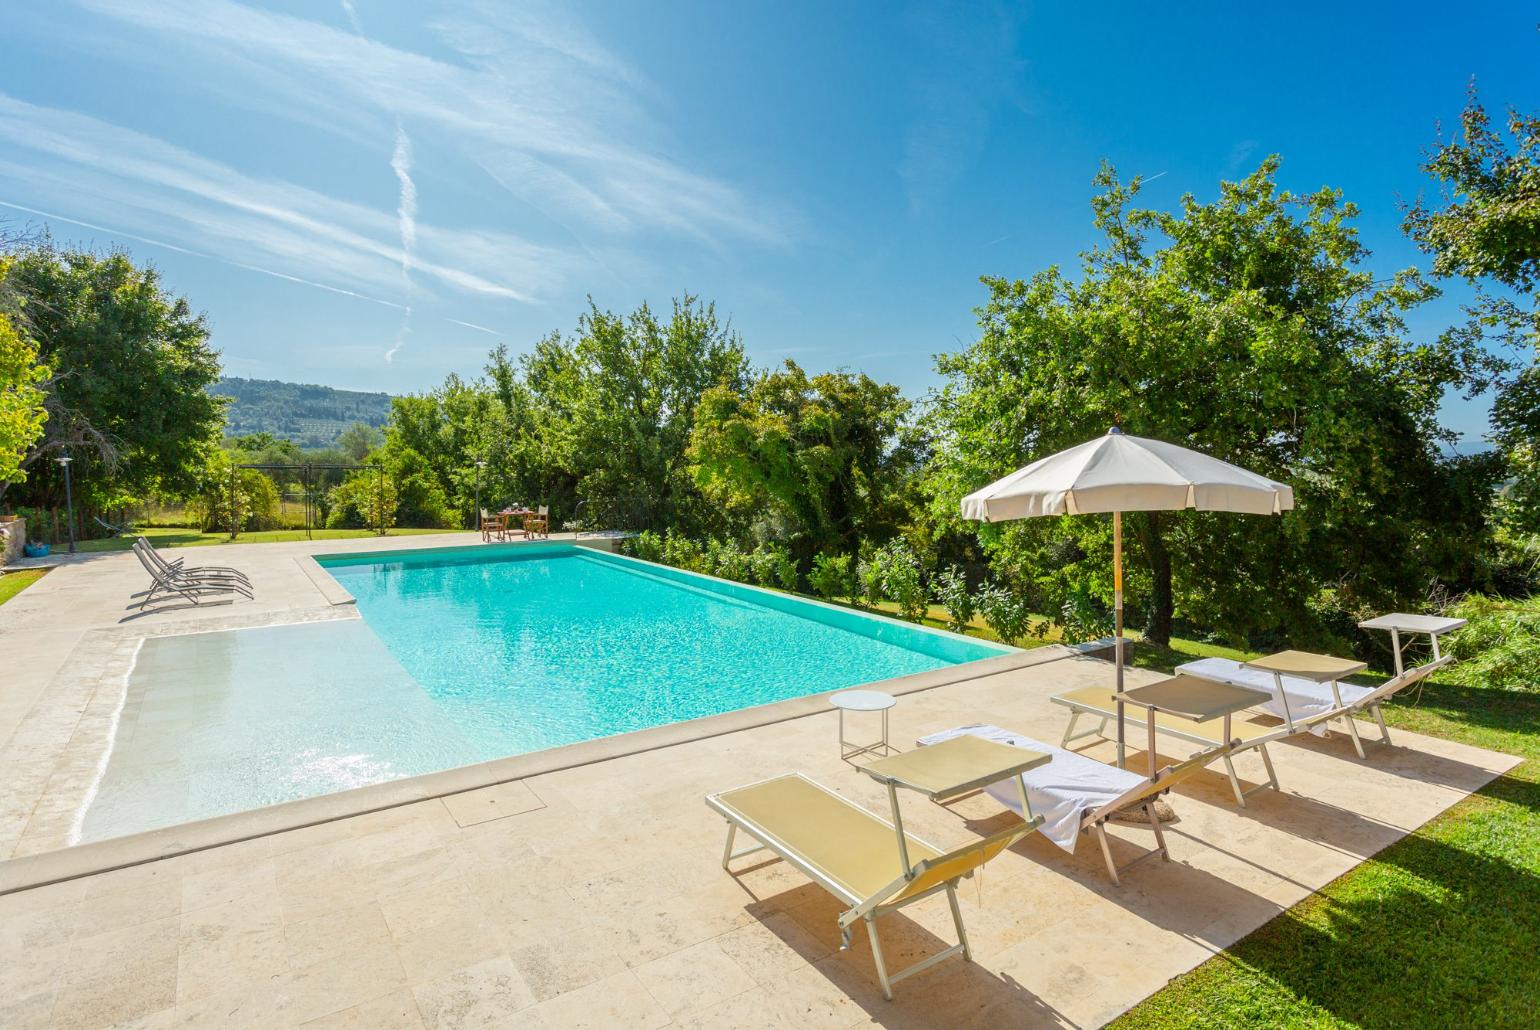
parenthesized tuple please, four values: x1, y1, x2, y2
(524, 505, 549, 539)
(480, 508, 506, 542)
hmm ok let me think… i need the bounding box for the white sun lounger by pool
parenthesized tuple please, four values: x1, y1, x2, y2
(1053, 654, 1445, 807)
(706, 772, 1031, 1000)
(918, 725, 1208, 884)
(1175, 615, 1459, 754)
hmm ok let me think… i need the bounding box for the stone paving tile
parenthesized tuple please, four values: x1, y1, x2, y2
(633, 939, 758, 1015)
(528, 969, 670, 1029)
(297, 989, 425, 1030)
(410, 956, 537, 1030)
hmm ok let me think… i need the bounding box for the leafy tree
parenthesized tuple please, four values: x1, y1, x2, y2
(381, 444, 453, 528)
(2, 244, 224, 518)
(929, 159, 1498, 646)
(1404, 87, 1540, 347)
(689, 360, 914, 558)
(183, 450, 280, 533)
(337, 422, 384, 463)
(1405, 87, 1540, 531)
(563, 296, 747, 532)
(0, 258, 48, 489)
(327, 472, 395, 530)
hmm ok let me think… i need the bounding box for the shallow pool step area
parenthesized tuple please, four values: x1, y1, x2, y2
(80, 620, 484, 844)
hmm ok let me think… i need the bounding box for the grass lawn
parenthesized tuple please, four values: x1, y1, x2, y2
(0, 567, 48, 606)
(1113, 638, 1540, 1029)
(75, 525, 460, 553)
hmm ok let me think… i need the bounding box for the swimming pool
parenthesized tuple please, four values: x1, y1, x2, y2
(320, 543, 1009, 757)
(79, 543, 1009, 841)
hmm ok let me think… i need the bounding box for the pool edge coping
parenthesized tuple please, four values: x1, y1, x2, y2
(0, 643, 1081, 895)
(295, 554, 355, 606)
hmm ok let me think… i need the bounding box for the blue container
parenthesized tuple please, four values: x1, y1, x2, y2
(23, 542, 50, 558)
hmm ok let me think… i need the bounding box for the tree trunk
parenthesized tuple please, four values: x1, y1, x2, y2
(1141, 512, 1173, 645)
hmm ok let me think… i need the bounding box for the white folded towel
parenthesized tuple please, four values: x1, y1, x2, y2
(918, 724, 1146, 853)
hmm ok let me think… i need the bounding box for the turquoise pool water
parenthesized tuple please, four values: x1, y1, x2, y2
(79, 545, 1008, 842)
(320, 544, 1008, 758)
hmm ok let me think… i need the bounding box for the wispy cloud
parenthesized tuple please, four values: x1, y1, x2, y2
(1225, 140, 1259, 173)
(0, 197, 410, 310)
(390, 124, 417, 285)
(74, 0, 784, 247)
(339, 0, 363, 35)
(447, 318, 500, 335)
(0, 93, 560, 306)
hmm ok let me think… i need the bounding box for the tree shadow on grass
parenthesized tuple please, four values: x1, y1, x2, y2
(1380, 676, 1540, 743)
(1195, 794, 1540, 1030)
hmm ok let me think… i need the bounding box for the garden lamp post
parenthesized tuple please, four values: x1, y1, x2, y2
(474, 460, 487, 529)
(56, 452, 77, 554)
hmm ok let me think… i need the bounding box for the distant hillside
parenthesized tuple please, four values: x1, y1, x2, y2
(211, 377, 394, 447)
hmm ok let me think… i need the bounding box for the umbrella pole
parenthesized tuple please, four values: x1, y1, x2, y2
(1114, 510, 1126, 769)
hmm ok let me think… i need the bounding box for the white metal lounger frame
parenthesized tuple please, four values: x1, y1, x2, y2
(1184, 651, 1453, 759)
(706, 774, 1036, 1000)
(1076, 751, 1210, 884)
(1056, 659, 1447, 807)
(1055, 700, 1286, 808)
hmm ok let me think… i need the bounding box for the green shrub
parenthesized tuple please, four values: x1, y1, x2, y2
(1059, 587, 1112, 644)
(935, 567, 975, 632)
(877, 540, 927, 621)
(809, 553, 854, 601)
(978, 585, 1034, 645)
(184, 459, 281, 533)
(856, 551, 885, 607)
(387, 447, 454, 528)
(326, 474, 397, 530)
(1445, 594, 1540, 692)
(660, 531, 703, 572)
(629, 529, 664, 563)
(706, 538, 751, 582)
(749, 542, 798, 591)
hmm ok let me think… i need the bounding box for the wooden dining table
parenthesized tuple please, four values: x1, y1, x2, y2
(498, 508, 534, 538)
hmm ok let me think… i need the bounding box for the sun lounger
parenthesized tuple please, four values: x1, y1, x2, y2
(133, 542, 252, 609)
(1052, 685, 1297, 807)
(919, 725, 1209, 884)
(706, 772, 1031, 1000)
(1175, 648, 1452, 756)
(1052, 651, 1444, 806)
(135, 537, 251, 585)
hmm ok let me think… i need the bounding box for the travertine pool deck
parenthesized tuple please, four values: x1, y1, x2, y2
(0, 535, 1521, 1028)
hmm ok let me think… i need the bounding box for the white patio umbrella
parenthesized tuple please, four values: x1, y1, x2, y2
(961, 427, 1294, 767)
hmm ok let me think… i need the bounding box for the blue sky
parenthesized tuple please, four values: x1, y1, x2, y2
(1, 2, 1535, 442)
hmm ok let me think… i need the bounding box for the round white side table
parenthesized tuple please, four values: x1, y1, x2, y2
(829, 689, 897, 761)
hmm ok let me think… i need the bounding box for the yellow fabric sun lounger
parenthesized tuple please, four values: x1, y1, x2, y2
(1052, 685, 1296, 807)
(705, 773, 1032, 1000)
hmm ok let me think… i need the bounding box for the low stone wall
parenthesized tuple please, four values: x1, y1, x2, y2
(0, 517, 24, 565)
